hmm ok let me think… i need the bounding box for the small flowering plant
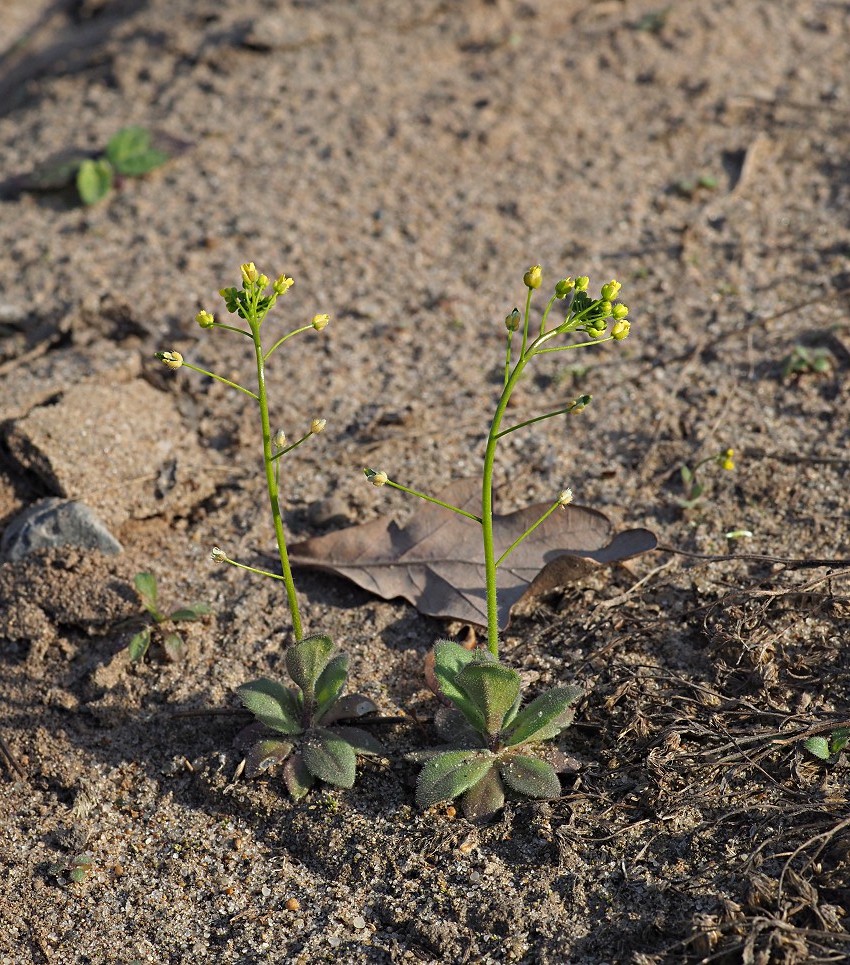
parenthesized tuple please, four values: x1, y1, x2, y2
(157, 263, 382, 791)
(678, 447, 736, 510)
(367, 267, 633, 816)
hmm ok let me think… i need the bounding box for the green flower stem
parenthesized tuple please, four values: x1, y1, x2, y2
(538, 295, 558, 336)
(270, 431, 313, 461)
(495, 396, 591, 439)
(249, 314, 303, 643)
(533, 335, 614, 355)
(212, 322, 252, 338)
(263, 324, 313, 361)
(375, 474, 482, 523)
(219, 556, 289, 583)
(495, 497, 561, 566)
(504, 331, 513, 389)
(179, 361, 259, 400)
(519, 287, 534, 357)
(482, 351, 531, 657)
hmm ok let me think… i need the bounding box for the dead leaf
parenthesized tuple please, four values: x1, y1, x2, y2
(290, 479, 656, 627)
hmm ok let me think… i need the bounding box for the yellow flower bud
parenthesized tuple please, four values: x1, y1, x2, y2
(720, 448, 735, 471)
(600, 280, 621, 301)
(273, 275, 294, 295)
(258, 274, 270, 289)
(240, 262, 259, 285)
(196, 310, 215, 329)
(210, 546, 227, 563)
(558, 489, 574, 506)
(611, 303, 629, 320)
(310, 418, 326, 434)
(370, 471, 388, 487)
(611, 320, 630, 341)
(312, 313, 330, 331)
(157, 351, 183, 370)
(575, 276, 590, 292)
(505, 308, 521, 332)
(272, 428, 287, 449)
(523, 265, 543, 289)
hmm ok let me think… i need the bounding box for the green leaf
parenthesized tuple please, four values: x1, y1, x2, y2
(161, 632, 186, 663)
(105, 126, 169, 176)
(433, 706, 483, 748)
(76, 158, 114, 204)
(133, 572, 159, 614)
(415, 749, 495, 809)
(237, 678, 302, 735)
(804, 736, 831, 760)
(244, 739, 293, 779)
(504, 685, 584, 747)
(680, 465, 693, 485)
(301, 727, 357, 788)
(170, 603, 211, 621)
(286, 635, 335, 697)
(333, 725, 385, 757)
(314, 653, 349, 721)
(128, 627, 151, 663)
(432, 640, 492, 732)
(455, 662, 521, 735)
(282, 752, 314, 799)
(461, 766, 505, 821)
(499, 754, 561, 799)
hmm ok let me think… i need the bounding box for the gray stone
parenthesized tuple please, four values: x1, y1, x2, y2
(1, 498, 122, 561)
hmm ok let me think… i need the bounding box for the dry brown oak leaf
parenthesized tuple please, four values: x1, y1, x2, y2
(290, 479, 656, 627)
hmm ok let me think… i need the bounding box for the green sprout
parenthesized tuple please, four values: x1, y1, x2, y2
(48, 853, 94, 885)
(411, 641, 582, 820)
(781, 344, 834, 379)
(128, 572, 210, 663)
(678, 447, 735, 510)
(236, 635, 384, 799)
(367, 266, 629, 815)
(157, 264, 381, 793)
(76, 127, 169, 205)
(804, 728, 850, 762)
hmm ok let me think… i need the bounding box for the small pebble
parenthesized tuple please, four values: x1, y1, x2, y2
(352, 915, 366, 930)
(285, 898, 300, 911)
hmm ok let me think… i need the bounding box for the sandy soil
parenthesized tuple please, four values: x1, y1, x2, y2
(1, 1, 849, 962)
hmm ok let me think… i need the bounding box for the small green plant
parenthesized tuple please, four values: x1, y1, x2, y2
(804, 728, 850, 762)
(76, 127, 169, 204)
(678, 447, 735, 510)
(236, 635, 383, 798)
(368, 266, 632, 815)
(412, 641, 582, 819)
(48, 852, 94, 885)
(128, 572, 210, 663)
(781, 344, 834, 379)
(156, 263, 382, 791)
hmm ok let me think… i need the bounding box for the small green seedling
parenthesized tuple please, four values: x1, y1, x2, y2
(412, 641, 582, 820)
(678, 447, 735, 510)
(48, 853, 94, 885)
(128, 572, 210, 663)
(804, 728, 850, 762)
(76, 126, 169, 205)
(236, 635, 384, 799)
(781, 344, 834, 379)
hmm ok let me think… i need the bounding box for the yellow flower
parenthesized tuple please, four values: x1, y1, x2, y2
(273, 275, 295, 295)
(611, 320, 630, 341)
(600, 280, 621, 301)
(523, 265, 543, 290)
(240, 262, 259, 285)
(370, 471, 388, 487)
(196, 310, 215, 329)
(312, 313, 330, 331)
(720, 448, 735, 471)
(158, 351, 183, 369)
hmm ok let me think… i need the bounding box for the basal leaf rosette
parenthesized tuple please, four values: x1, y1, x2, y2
(415, 640, 582, 819)
(236, 634, 384, 799)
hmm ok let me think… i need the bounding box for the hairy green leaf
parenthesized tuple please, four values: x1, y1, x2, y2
(283, 752, 314, 799)
(128, 627, 151, 663)
(237, 678, 302, 735)
(416, 750, 494, 809)
(286, 634, 335, 696)
(455, 662, 521, 735)
(161, 632, 186, 663)
(461, 766, 505, 821)
(499, 754, 561, 799)
(170, 603, 211, 621)
(244, 739, 293, 779)
(333, 725, 385, 757)
(301, 727, 357, 788)
(314, 653, 349, 720)
(133, 572, 158, 608)
(76, 158, 113, 205)
(106, 126, 169, 176)
(504, 685, 583, 747)
(432, 640, 491, 732)
(804, 736, 831, 760)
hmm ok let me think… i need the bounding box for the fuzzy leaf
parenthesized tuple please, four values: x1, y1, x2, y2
(504, 686, 584, 747)
(301, 727, 357, 788)
(161, 632, 186, 663)
(431, 640, 492, 731)
(416, 750, 495, 809)
(283, 752, 314, 799)
(128, 627, 151, 663)
(314, 653, 349, 720)
(319, 693, 379, 725)
(286, 634, 335, 696)
(244, 739, 293, 779)
(134, 571, 158, 606)
(170, 603, 211, 621)
(237, 678, 302, 735)
(455, 662, 521, 735)
(106, 126, 169, 176)
(433, 706, 483, 748)
(804, 736, 831, 760)
(290, 478, 657, 627)
(333, 725, 386, 757)
(499, 754, 561, 799)
(461, 765, 505, 821)
(76, 158, 113, 204)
